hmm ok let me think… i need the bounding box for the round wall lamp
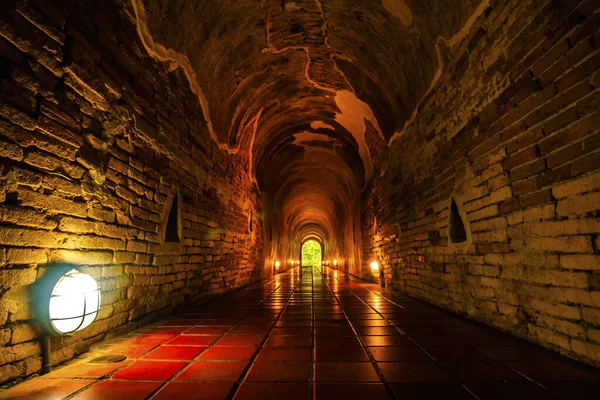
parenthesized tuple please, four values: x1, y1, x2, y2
(38, 266, 101, 336)
(36, 265, 101, 374)
(275, 261, 281, 270)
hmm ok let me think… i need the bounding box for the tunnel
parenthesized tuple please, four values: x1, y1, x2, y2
(0, 0, 600, 398)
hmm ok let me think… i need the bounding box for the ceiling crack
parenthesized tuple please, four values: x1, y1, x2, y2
(387, 0, 491, 147)
(314, 0, 355, 93)
(129, 0, 240, 154)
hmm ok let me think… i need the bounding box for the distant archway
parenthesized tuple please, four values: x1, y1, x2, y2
(301, 240, 322, 267)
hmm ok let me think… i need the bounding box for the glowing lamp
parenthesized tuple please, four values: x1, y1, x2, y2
(370, 261, 380, 277)
(333, 259, 338, 266)
(275, 261, 281, 270)
(39, 268, 101, 336)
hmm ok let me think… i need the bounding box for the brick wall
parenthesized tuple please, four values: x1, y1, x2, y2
(0, 0, 264, 383)
(362, 0, 600, 365)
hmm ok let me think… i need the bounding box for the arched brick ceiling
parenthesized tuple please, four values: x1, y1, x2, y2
(132, 0, 483, 246)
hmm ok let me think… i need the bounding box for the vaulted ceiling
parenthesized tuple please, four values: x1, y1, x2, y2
(132, 0, 483, 249)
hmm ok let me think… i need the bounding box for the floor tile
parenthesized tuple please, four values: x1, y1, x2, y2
(410, 336, 465, 348)
(390, 383, 473, 399)
(315, 383, 392, 399)
(315, 362, 380, 382)
(475, 346, 554, 362)
(315, 327, 356, 336)
(370, 346, 431, 362)
(185, 327, 230, 335)
(71, 381, 162, 400)
(355, 326, 401, 336)
(508, 359, 599, 381)
(256, 347, 312, 362)
(227, 326, 270, 335)
(167, 335, 219, 346)
(246, 363, 310, 382)
(101, 343, 157, 358)
(152, 382, 233, 400)
(215, 335, 264, 347)
(541, 380, 600, 399)
(425, 345, 489, 362)
(271, 327, 312, 335)
(439, 361, 525, 382)
(199, 346, 257, 361)
(45, 360, 127, 378)
(464, 382, 557, 399)
(142, 345, 205, 360)
(265, 335, 312, 347)
(378, 361, 451, 382)
(316, 336, 361, 347)
(143, 326, 190, 335)
(235, 383, 310, 400)
(362, 335, 413, 347)
(316, 346, 370, 361)
(160, 319, 202, 326)
(0, 378, 94, 400)
(176, 362, 248, 381)
(112, 360, 187, 380)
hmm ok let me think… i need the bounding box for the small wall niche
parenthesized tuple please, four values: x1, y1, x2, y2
(449, 198, 467, 243)
(164, 193, 181, 243)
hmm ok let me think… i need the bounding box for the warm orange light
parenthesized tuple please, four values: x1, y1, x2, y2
(275, 261, 280, 270)
(333, 259, 338, 266)
(370, 261, 380, 276)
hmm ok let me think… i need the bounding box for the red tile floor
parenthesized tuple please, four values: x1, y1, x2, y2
(2, 266, 599, 399)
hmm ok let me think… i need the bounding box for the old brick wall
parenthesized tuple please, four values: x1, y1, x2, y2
(362, 0, 600, 365)
(0, 0, 264, 383)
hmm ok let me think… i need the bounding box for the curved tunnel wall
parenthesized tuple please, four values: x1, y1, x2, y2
(0, 0, 267, 382)
(362, 0, 600, 366)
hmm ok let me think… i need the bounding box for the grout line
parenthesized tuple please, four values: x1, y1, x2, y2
(147, 273, 292, 400)
(326, 269, 571, 400)
(61, 273, 286, 400)
(359, 284, 563, 394)
(225, 266, 308, 400)
(316, 266, 398, 400)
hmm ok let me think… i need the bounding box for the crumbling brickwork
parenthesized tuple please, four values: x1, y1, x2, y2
(0, 0, 263, 383)
(363, 0, 600, 366)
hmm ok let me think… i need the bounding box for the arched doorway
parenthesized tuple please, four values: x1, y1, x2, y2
(301, 240, 322, 267)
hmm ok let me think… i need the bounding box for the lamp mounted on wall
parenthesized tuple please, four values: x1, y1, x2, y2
(275, 260, 281, 271)
(369, 260, 380, 277)
(38, 265, 101, 336)
(36, 264, 101, 373)
(370, 260, 384, 287)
